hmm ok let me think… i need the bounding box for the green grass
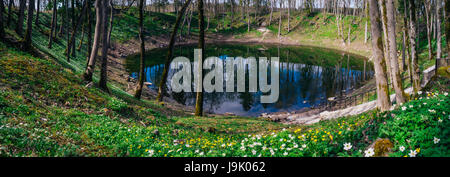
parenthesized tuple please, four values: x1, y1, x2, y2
(1, 8, 449, 157)
(2, 40, 449, 157)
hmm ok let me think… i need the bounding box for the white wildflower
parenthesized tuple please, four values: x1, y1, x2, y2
(343, 143, 352, 151)
(399, 146, 405, 152)
(434, 137, 440, 144)
(408, 150, 417, 157)
(147, 149, 154, 157)
(364, 148, 375, 157)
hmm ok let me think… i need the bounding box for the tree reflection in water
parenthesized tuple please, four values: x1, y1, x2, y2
(125, 44, 374, 116)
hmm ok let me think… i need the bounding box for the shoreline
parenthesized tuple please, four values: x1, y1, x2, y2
(106, 32, 375, 118)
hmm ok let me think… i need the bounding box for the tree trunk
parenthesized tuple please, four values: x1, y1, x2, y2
(134, 0, 146, 99)
(379, 0, 392, 83)
(65, 0, 70, 62)
(16, 0, 26, 37)
(269, 0, 273, 26)
(24, 0, 34, 51)
(99, 0, 110, 92)
(364, 0, 369, 44)
(48, 0, 57, 48)
(0, 0, 4, 39)
(287, 0, 290, 33)
(85, 0, 92, 70)
(107, 0, 114, 48)
(156, 0, 192, 102)
(436, 0, 442, 59)
(409, 0, 420, 93)
(386, 0, 405, 104)
(364, 12, 368, 43)
(71, 0, 76, 57)
(195, 0, 205, 116)
(446, 0, 450, 59)
(7, 0, 12, 26)
(230, 0, 234, 25)
(83, 0, 103, 82)
(35, 0, 40, 27)
(247, 0, 250, 32)
(403, 0, 412, 82)
(77, 24, 85, 51)
(347, 18, 352, 45)
(187, 5, 192, 35)
(368, 0, 391, 111)
(425, 0, 432, 60)
(66, 1, 88, 59)
(278, 0, 282, 39)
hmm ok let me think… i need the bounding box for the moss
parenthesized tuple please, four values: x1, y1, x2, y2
(436, 66, 450, 79)
(374, 138, 393, 157)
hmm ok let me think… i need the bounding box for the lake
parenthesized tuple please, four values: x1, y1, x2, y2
(125, 44, 373, 116)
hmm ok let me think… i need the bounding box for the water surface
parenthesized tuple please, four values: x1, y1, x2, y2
(126, 44, 373, 116)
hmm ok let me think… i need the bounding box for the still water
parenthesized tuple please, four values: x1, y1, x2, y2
(126, 44, 373, 116)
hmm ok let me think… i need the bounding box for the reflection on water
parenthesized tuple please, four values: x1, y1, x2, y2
(126, 44, 374, 116)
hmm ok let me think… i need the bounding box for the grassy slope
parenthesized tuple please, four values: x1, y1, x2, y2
(1, 40, 449, 157)
(1, 9, 449, 157)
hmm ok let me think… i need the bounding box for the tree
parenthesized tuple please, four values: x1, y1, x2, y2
(278, 0, 282, 39)
(24, 0, 35, 51)
(247, 0, 250, 32)
(436, 0, 441, 59)
(364, 0, 369, 44)
(424, 0, 432, 60)
(368, 0, 391, 111)
(84, 0, 104, 82)
(230, 0, 234, 25)
(85, 0, 92, 69)
(386, 0, 405, 104)
(134, 0, 146, 99)
(195, 0, 205, 116)
(269, 0, 273, 26)
(401, 0, 410, 72)
(409, 0, 420, 93)
(66, 0, 70, 62)
(71, 0, 76, 57)
(99, 0, 111, 92)
(35, 0, 40, 27)
(287, 0, 291, 33)
(379, 0, 392, 81)
(445, 0, 450, 58)
(106, 0, 114, 48)
(66, 1, 89, 61)
(7, 0, 12, 26)
(0, 0, 4, 39)
(156, 0, 192, 102)
(48, 0, 57, 48)
(16, 0, 26, 36)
